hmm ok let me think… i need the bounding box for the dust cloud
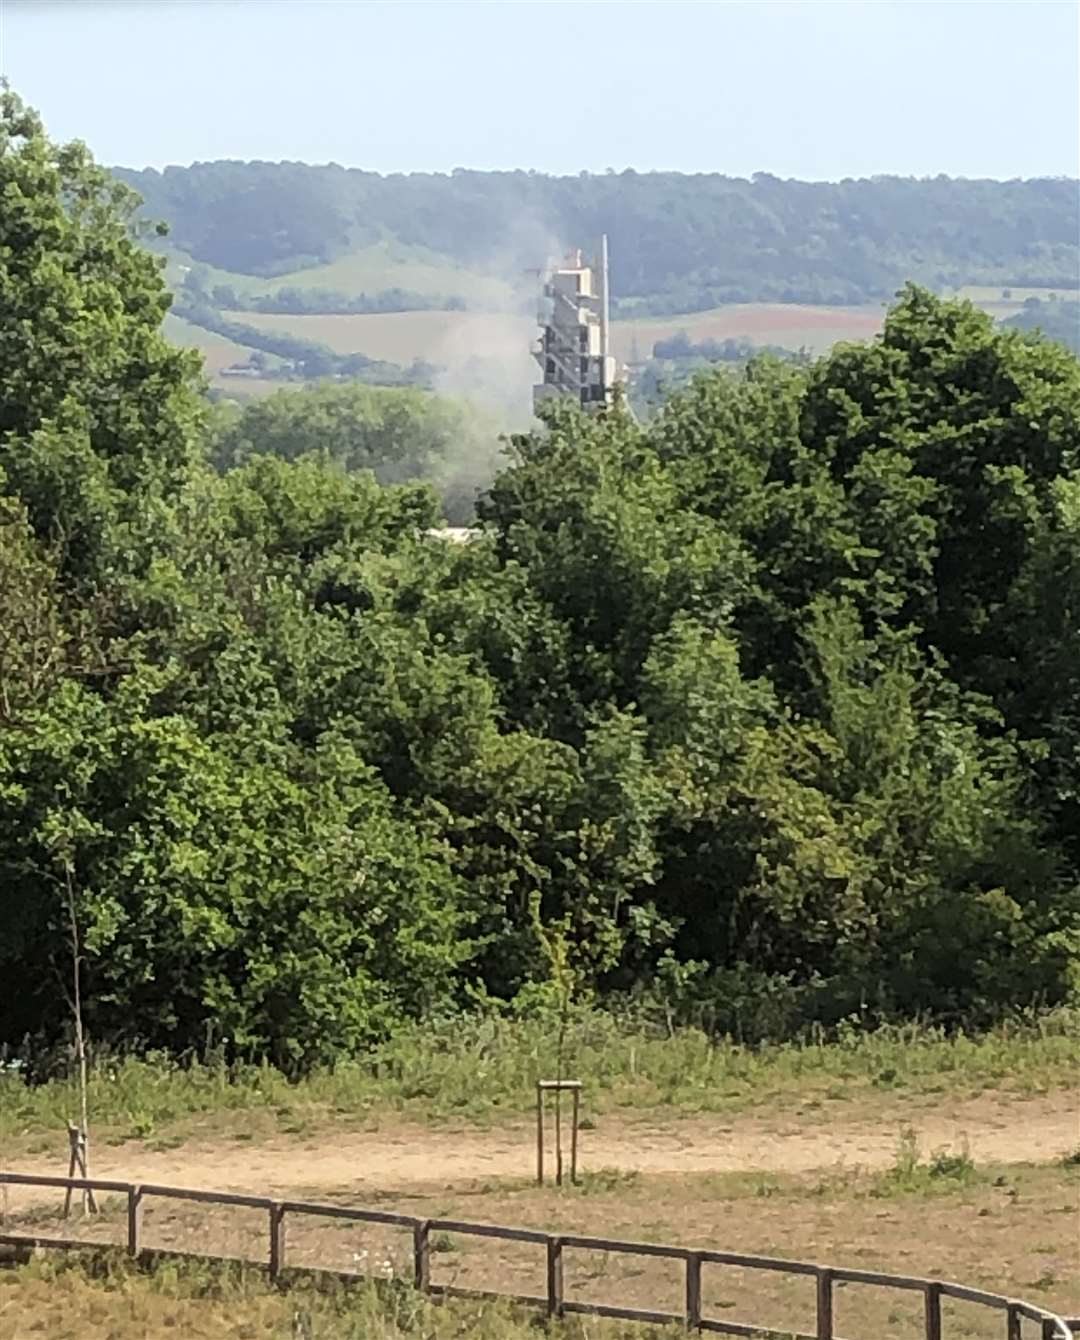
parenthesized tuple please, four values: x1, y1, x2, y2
(427, 218, 567, 520)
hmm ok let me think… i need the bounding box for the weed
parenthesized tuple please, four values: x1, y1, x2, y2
(874, 1128, 979, 1197)
(928, 1145, 977, 1182)
(575, 1166, 640, 1195)
(892, 1126, 921, 1181)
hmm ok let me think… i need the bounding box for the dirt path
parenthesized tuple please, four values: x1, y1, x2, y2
(8, 1089, 1077, 1198)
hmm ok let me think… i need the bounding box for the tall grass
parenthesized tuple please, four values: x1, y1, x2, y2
(1, 1006, 1075, 1141)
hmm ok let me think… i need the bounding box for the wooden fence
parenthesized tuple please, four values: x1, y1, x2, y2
(0, 1172, 1074, 1340)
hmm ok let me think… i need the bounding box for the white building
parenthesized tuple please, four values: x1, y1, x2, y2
(533, 237, 617, 415)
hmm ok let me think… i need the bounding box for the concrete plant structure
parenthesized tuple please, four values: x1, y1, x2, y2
(533, 236, 617, 414)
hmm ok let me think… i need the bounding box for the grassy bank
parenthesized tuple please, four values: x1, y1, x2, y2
(2, 1008, 1076, 1144)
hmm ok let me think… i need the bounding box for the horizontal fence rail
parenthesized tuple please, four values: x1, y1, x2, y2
(0, 1171, 1072, 1340)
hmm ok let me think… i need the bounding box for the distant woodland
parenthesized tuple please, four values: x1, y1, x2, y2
(114, 162, 1080, 309)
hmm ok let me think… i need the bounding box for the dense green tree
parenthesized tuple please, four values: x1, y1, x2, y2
(210, 381, 499, 521)
(0, 668, 466, 1067)
(0, 87, 205, 581)
(477, 303, 1080, 1023)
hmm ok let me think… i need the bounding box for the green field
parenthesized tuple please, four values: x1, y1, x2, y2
(161, 312, 248, 366)
(162, 239, 517, 307)
(228, 307, 531, 363)
(161, 312, 285, 397)
(264, 239, 516, 306)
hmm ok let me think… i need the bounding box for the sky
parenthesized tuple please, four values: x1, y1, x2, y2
(1, 0, 1077, 180)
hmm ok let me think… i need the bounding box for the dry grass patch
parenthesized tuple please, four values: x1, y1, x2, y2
(0, 1253, 678, 1340)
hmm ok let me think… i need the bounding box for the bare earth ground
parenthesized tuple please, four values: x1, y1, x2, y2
(6, 1087, 1077, 1195)
(2, 1087, 1077, 1337)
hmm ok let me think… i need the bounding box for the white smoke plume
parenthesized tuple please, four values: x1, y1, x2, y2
(426, 215, 568, 518)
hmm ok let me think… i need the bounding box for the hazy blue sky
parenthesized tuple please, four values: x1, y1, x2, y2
(1, 0, 1077, 179)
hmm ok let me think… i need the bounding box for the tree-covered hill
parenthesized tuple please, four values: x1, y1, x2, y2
(1001, 296, 1080, 353)
(114, 161, 1079, 308)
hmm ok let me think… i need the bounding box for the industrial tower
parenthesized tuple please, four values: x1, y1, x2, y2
(533, 236, 616, 415)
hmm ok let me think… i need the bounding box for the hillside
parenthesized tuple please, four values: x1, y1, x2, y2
(115, 162, 1079, 310)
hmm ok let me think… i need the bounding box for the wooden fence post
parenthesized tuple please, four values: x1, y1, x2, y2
(413, 1220, 430, 1292)
(816, 1267, 834, 1340)
(268, 1203, 286, 1280)
(685, 1251, 703, 1330)
(546, 1236, 564, 1318)
(1006, 1304, 1022, 1340)
(127, 1185, 143, 1258)
(924, 1281, 942, 1340)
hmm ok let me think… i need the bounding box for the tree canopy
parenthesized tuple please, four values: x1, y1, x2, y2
(2, 91, 1078, 1069)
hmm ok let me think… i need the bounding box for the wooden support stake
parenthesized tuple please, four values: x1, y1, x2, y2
(63, 1126, 77, 1219)
(63, 1123, 98, 1218)
(555, 1081, 563, 1188)
(924, 1281, 942, 1340)
(546, 1236, 564, 1318)
(413, 1220, 431, 1292)
(536, 1080, 582, 1186)
(816, 1267, 834, 1340)
(685, 1251, 703, 1330)
(536, 1085, 544, 1185)
(570, 1087, 580, 1185)
(268, 1202, 286, 1280)
(127, 1185, 143, 1258)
